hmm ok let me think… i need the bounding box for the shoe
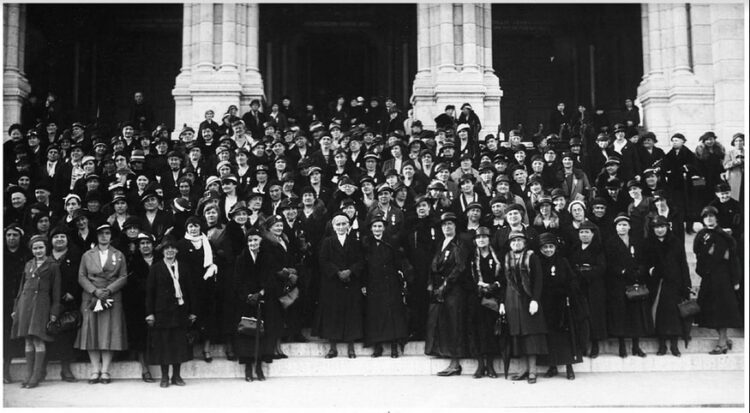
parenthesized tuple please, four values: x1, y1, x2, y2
(709, 345, 728, 355)
(325, 348, 338, 359)
(390, 349, 399, 359)
(275, 352, 288, 359)
(565, 365, 575, 380)
(371, 344, 383, 358)
(670, 346, 681, 357)
(24, 381, 39, 389)
(255, 364, 265, 381)
(589, 342, 599, 359)
(61, 371, 77, 383)
(528, 373, 537, 384)
(3, 377, 11, 384)
(618, 345, 627, 358)
(437, 366, 462, 376)
(171, 376, 186, 386)
(632, 347, 646, 358)
(88, 372, 101, 384)
(160, 377, 169, 388)
(226, 350, 237, 361)
(656, 345, 667, 356)
(202, 351, 213, 363)
(244, 364, 254, 382)
(510, 371, 529, 381)
(727, 339, 733, 350)
(100, 372, 111, 384)
(473, 361, 485, 379)
(544, 366, 558, 378)
(485, 365, 498, 378)
(142, 371, 156, 383)
(347, 345, 356, 359)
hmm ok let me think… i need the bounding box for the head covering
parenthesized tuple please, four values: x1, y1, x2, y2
(508, 230, 526, 241)
(567, 199, 586, 214)
(474, 227, 491, 238)
(700, 205, 718, 218)
(649, 215, 670, 228)
(538, 232, 558, 247)
(28, 234, 49, 250)
(440, 212, 457, 223)
(504, 203, 525, 215)
(613, 213, 630, 226)
(578, 220, 598, 231)
(95, 223, 112, 233)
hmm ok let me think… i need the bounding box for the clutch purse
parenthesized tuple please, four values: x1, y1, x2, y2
(279, 287, 300, 309)
(481, 296, 499, 312)
(625, 283, 650, 301)
(237, 316, 264, 337)
(678, 298, 700, 318)
(46, 310, 82, 335)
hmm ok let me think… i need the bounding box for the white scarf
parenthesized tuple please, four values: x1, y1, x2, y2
(164, 259, 184, 305)
(184, 233, 217, 280)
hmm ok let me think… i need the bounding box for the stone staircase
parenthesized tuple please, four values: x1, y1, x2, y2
(9, 327, 743, 380)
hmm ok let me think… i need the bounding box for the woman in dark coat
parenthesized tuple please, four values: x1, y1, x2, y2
(626, 180, 652, 241)
(466, 227, 501, 378)
(568, 220, 607, 358)
(499, 230, 547, 384)
(145, 235, 197, 388)
(604, 214, 652, 358)
(314, 212, 364, 358)
(176, 216, 219, 362)
(232, 227, 285, 381)
(404, 196, 439, 340)
(644, 216, 691, 357)
(425, 212, 471, 376)
(693, 206, 742, 354)
(124, 233, 157, 382)
(361, 215, 410, 357)
(46, 226, 82, 382)
(537, 233, 582, 380)
(10, 235, 61, 389)
(660, 133, 699, 233)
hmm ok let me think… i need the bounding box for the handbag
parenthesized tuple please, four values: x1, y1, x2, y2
(279, 286, 299, 309)
(691, 176, 707, 188)
(46, 310, 82, 335)
(481, 296, 499, 312)
(237, 316, 264, 337)
(678, 298, 700, 318)
(625, 283, 650, 301)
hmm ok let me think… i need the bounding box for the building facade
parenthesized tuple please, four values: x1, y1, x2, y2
(4, 3, 746, 146)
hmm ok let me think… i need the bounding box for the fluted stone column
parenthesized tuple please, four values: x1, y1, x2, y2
(412, 3, 503, 140)
(637, 3, 743, 148)
(172, 3, 265, 138)
(3, 4, 31, 135)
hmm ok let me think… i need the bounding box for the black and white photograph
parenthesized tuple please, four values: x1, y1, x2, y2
(2, 0, 747, 409)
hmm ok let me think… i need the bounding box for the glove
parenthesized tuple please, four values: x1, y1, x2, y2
(529, 300, 539, 315)
(247, 293, 260, 306)
(498, 303, 505, 315)
(145, 314, 155, 327)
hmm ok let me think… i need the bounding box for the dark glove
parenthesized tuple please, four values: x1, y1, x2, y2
(247, 293, 260, 306)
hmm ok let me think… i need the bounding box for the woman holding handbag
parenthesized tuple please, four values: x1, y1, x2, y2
(75, 223, 128, 384)
(693, 206, 742, 354)
(145, 235, 197, 388)
(644, 216, 691, 357)
(466, 227, 501, 378)
(45, 226, 82, 382)
(233, 227, 283, 381)
(10, 235, 61, 389)
(604, 214, 652, 358)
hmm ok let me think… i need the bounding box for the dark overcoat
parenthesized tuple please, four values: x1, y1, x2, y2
(693, 228, 742, 329)
(11, 257, 62, 342)
(604, 236, 653, 337)
(644, 233, 691, 336)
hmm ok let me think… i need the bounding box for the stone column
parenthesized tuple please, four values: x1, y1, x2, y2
(637, 3, 718, 149)
(172, 3, 265, 138)
(3, 4, 31, 135)
(412, 3, 503, 140)
(709, 3, 744, 142)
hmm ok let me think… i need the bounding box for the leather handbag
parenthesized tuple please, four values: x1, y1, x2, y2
(625, 284, 650, 301)
(46, 310, 82, 335)
(691, 176, 707, 188)
(278, 287, 299, 309)
(481, 296, 499, 312)
(678, 298, 700, 318)
(237, 316, 264, 337)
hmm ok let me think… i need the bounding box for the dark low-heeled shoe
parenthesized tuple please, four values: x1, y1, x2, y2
(371, 345, 383, 358)
(527, 373, 537, 384)
(510, 371, 529, 381)
(171, 376, 186, 386)
(255, 364, 265, 381)
(160, 377, 170, 388)
(709, 345, 728, 355)
(325, 348, 338, 359)
(61, 372, 77, 383)
(141, 372, 155, 383)
(565, 365, 575, 380)
(618, 346, 627, 358)
(485, 365, 498, 378)
(670, 346, 681, 357)
(100, 372, 111, 384)
(244, 364, 254, 382)
(544, 366, 558, 378)
(437, 366, 462, 376)
(347, 346, 356, 359)
(656, 345, 667, 356)
(88, 372, 101, 384)
(632, 347, 646, 358)
(202, 351, 213, 363)
(226, 351, 237, 361)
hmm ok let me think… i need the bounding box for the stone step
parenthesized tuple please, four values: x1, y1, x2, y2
(9, 352, 743, 381)
(186, 334, 743, 359)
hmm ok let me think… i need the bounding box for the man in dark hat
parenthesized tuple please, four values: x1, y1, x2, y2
(242, 99, 267, 139)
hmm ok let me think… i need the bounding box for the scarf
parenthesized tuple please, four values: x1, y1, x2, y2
(184, 232, 217, 280)
(164, 260, 185, 305)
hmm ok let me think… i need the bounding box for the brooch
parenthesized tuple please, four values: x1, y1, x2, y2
(551, 265, 556, 277)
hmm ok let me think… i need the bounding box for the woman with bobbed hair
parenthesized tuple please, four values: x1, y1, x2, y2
(10, 235, 61, 388)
